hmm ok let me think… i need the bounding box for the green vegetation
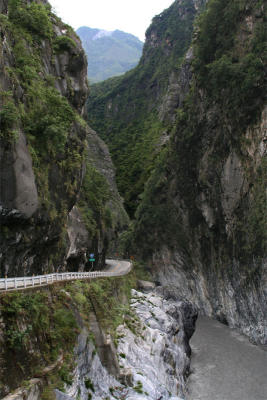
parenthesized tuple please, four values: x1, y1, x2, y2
(85, 378, 95, 392)
(77, 27, 143, 83)
(24, 85, 76, 153)
(82, 274, 135, 335)
(3, 4, 79, 156)
(0, 0, 90, 272)
(58, 362, 73, 386)
(106, 115, 164, 217)
(1, 290, 77, 355)
(193, 0, 266, 128)
(9, 0, 53, 39)
(133, 380, 143, 394)
(0, 267, 140, 398)
(87, 0, 200, 216)
(237, 156, 267, 260)
(78, 163, 111, 236)
(128, 0, 267, 266)
(54, 35, 77, 53)
(0, 289, 78, 396)
(0, 98, 19, 141)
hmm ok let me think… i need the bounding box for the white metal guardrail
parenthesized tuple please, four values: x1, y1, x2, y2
(0, 262, 132, 292)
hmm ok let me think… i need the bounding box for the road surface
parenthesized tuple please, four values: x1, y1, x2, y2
(105, 259, 132, 275)
(187, 316, 267, 400)
(0, 260, 132, 291)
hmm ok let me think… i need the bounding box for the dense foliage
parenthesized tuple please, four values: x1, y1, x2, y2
(78, 163, 112, 237)
(53, 35, 77, 53)
(0, 0, 85, 219)
(87, 0, 201, 216)
(131, 0, 266, 264)
(9, 0, 53, 39)
(193, 0, 266, 128)
(0, 288, 78, 397)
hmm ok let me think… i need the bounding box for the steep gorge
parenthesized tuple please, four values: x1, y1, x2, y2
(0, 2, 196, 399)
(0, 0, 266, 398)
(88, 0, 267, 345)
(87, 0, 207, 217)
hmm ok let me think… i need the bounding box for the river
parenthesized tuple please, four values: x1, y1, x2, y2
(187, 316, 267, 400)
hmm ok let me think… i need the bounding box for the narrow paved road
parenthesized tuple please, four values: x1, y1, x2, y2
(187, 316, 267, 400)
(0, 260, 132, 291)
(105, 259, 131, 274)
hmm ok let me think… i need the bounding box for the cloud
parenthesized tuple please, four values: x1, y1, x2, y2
(49, 0, 174, 40)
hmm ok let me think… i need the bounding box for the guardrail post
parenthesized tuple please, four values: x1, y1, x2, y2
(5, 278, 7, 290)
(24, 277, 26, 288)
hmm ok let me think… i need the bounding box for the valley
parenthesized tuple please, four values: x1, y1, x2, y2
(0, 0, 266, 399)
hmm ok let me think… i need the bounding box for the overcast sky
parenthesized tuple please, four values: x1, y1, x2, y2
(49, 0, 174, 41)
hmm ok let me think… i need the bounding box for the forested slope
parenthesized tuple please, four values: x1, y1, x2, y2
(87, 0, 206, 216)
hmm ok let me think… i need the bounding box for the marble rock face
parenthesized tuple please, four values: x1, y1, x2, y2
(56, 289, 196, 400)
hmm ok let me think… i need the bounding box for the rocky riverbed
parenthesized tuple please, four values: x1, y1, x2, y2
(55, 287, 197, 400)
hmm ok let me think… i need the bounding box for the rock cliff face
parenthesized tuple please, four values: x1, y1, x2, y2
(52, 289, 197, 400)
(0, 277, 197, 400)
(131, 0, 266, 344)
(0, 0, 127, 276)
(87, 0, 266, 345)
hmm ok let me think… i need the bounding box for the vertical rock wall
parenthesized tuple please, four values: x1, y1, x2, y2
(131, 0, 267, 344)
(0, 0, 128, 276)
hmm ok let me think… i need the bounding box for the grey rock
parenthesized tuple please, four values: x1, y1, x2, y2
(221, 151, 245, 228)
(1, 379, 42, 400)
(152, 245, 267, 345)
(116, 289, 196, 399)
(138, 95, 267, 347)
(54, 289, 193, 400)
(137, 280, 156, 292)
(55, 390, 73, 400)
(159, 50, 193, 124)
(0, 130, 38, 219)
(66, 206, 89, 270)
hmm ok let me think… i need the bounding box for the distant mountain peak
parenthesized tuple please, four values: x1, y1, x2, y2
(76, 26, 143, 83)
(92, 29, 114, 40)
